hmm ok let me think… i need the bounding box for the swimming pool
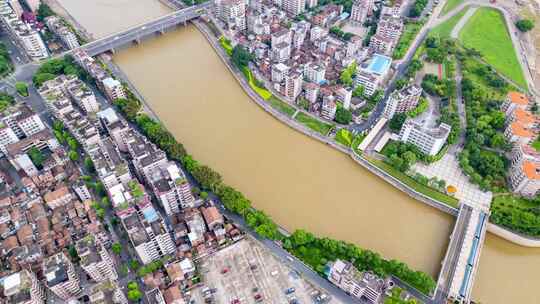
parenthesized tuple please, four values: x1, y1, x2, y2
(366, 54, 392, 76)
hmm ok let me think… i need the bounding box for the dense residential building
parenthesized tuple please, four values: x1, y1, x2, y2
(321, 96, 337, 120)
(76, 235, 118, 283)
(508, 158, 540, 197)
(271, 62, 289, 82)
(43, 252, 81, 300)
(120, 205, 175, 264)
(383, 85, 422, 119)
(1, 270, 46, 304)
(282, 0, 305, 16)
(44, 16, 80, 49)
(501, 91, 529, 115)
(67, 78, 100, 113)
(102, 77, 126, 101)
(304, 62, 326, 84)
(303, 82, 319, 104)
(399, 119, 451, 156)
(355, 54, 392, 96)
(149, 161, 195, 215)
(215, 0, 247, 32)
(284, 71, 303, 99)
(0, 1, 48, 60)
(350, 0, 373, 25)
(334, 86, 352, 110)
(6, 129, 60, 176)
(1, 104, 46, 139)
(327, 260, 385, 303)
(88, 137, 132, 190)
(88, 280, 128, 304)
(504, 121, 536, 145)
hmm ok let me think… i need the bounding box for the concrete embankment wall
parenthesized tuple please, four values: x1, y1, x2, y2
(487, 223, 540, 247)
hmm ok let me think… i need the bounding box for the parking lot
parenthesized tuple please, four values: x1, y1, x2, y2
(188, 237, 342, 304)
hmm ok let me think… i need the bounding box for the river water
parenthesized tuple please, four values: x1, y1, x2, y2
(57, 0, 540, 303)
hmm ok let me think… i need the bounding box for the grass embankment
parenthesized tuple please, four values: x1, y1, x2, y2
(441, 0, 464, 16)
(369, 158, 459, 207)
(458, 8, 527, 89)
(241, 67, 272, 100)
(491, 195, 540, 237)
(219, 36, 233, 56)
(334, 128, 353, 146)
(430, 7, 468, 39)
(295, 112, 333, 136)
(532, 137, 540, 151)
(267, 96, 296, 117)
(393, 21, 424, 60)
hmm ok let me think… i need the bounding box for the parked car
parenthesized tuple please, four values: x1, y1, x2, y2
(285, 287, 296, 295)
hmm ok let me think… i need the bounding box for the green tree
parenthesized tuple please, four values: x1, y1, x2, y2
(127, 289, 142, 302)
(84, 157, 95, 172)
(111, 242, 122, 255)
(15, 82, 28, 97)
(516, 19, 534, 32)
(192, 165, 222, 191)
(68, 245, 80, 262)
(37, 3, 55, 21)
(335, 107, 352, 124)
(389, 113, 407, 131)
(352, 85, 365, 98)
(28, 147, 45, 169)
(231, 45, 253, 68)
(68, 150, 78, 161)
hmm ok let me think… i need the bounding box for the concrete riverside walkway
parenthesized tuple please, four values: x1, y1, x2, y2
(450, 6, 478, 39)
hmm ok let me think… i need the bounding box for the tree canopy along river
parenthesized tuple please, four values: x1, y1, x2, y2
(57, 0, 540, 302)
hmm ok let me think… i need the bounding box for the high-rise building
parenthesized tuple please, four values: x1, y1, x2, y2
(328, 260, 385, 303)
(303, 62, 326, 84)
(350, 0, 373, 25)
(383, 85, 422, 119)
(321, 96, 337, 120)
(150, 162, 195, 215)
(76, 235, 118, 283)
(216, 0, 247, 32)
(102, 77, 126, 101)
(284, 71, 303, 100)
(283, 0, 305, 16)
(1, 270, 46, 304)
(399, 119, 451, 156)
(44, 16, 80, 50)
(43, 252, 81, 300)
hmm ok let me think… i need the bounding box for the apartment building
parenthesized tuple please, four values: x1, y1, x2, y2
(282, 0, 305, 16)
(43, 186, 73, 210)
(303, 82, 319, 104)
(6, 129, 60, 176)
(0, 2, 48, 60)
(102, 77, 126, 101)
(354, 54, 392, 96)
(334, 86, 352, 110)
(216, 0, 247, 32)
(383, 85, 422, 119)
(350, 0, 373, 25)
(149, 161, 195, 215)
(67, 78, 100, 114)
(501, 91, 529, 116)
(1, 104, 46, 139)
(76, 235, 118, 283)
(120, 205, 175, 264)
(327, 260, 385, 304)
(88, 137, 132, 190)
(304, 62, 326, 84)
(504, 121, 536, 145)
(508, 159, 540, 197)
(284, 71, 303, 99)
(88, 280, 128, 304)
(291, 21, 309, 49)
(44, 16, 80, 50)
(399, 119, 451, 156)
(321, 95, 337, 120)
(126, 133, 168, 183)
(43, 252, 81, 300)
(271, 62, 289, 82)
(1, 269, 46, 304)
(0, 123, 19, 154)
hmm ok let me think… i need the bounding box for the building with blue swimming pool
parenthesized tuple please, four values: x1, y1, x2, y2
(355, 53, 392, 96)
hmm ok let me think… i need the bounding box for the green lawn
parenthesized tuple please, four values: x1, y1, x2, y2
(430, 7, 468, 39)
(267, 96, 296, 117)
(393, 21, 424, 59)
(242, 67, 272, 100)
(458, 8, 527, 89)
(351, 134, 366, 155)
(369, 158, 460, 207)
(441, 0, 464, 16)
(295, 112, 333, 135)
(219, 36, 233, 56)
(334, 128, 353, 147)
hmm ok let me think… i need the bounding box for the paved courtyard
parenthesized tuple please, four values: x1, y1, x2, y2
(188, 237, 340, 304)
(413, 153, 492, 211)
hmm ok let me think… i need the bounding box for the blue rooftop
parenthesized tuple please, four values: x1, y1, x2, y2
(366, 54, 391, 76)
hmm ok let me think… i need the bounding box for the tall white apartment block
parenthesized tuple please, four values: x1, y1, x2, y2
(383, 85, 422, 119)
(284, 71, 303, 100)
(283, 0, 305, 16)
(271, 63, 289, 83)
(321, 96, 337, 120)
(306, 0, 317, 8)
(76, 235, 118, 283)
(150, 162, 195, 215)
(121, 206, 175, 264)
(303, 82, 319, 104)
(310, 26, 327, 42)
(399, 119, 451, 156)
(0, 124, 19, 154)
(102, 77, 126, 101)
(67, 79, 100, 113)
(216, 0, 247, 31)
(304, 62, 326, 84)
(350, 0, 373, 25)
(335, 86, 352, 110)
(43, 252, 81, 300)
(508, 159, 540, 197)
(2, 270, 46, 304)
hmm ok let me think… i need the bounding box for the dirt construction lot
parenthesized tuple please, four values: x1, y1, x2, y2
(188, 237, 342, 304)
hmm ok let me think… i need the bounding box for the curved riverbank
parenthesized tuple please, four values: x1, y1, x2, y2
(193, 19, 540, 248)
